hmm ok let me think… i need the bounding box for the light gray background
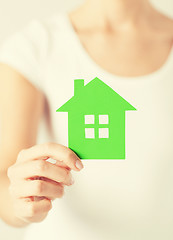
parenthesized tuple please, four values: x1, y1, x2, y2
(0, 0, 172, 240)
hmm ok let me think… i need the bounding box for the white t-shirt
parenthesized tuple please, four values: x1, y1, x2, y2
(0, 11, 173, 240)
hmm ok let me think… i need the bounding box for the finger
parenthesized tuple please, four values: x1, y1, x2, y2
(17, 142, 84, 171)
(8, 160, 74, 185)
(9, 180, 65, 200)
(14, 198, 52, 223)
(46, 158, 71, 170)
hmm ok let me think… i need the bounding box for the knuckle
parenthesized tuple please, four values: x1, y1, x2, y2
(8, 184, 15, 196)
(36, 160, 47, 173)
(34, 181, 44, 195)
(58, 186, 64, 198)
(28, 203, 37, 217)
(7, 164, 18, 181)
(42, 142, 53, 153)
(17, 149, 26, 161)
(45, 200, 52, 211)
(7, 166, 13, 179)
(66, 170, 71, 180)
(66, 151, 75, 161)
(62, 169, 70, 182)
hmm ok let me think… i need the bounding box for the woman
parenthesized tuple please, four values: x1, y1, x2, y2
(0, 0, 173, 239)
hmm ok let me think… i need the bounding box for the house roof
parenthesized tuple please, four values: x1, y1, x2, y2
(56, 77, 136, 113)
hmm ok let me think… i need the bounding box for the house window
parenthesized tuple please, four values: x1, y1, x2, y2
(85, 115, 95, 124)
(85, 128, 95, 138)
(84, 114, 109, 139)
(99, 128, 109, 138)
(99, 115, 109, 124)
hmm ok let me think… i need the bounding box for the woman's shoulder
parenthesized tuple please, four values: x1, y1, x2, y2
(14, 12, 67, 43)
(155, 11, 173, 39)
(40, 12, 67, 32)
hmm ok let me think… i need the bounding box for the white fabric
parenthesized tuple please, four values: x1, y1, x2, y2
(0, 11, 173, 240)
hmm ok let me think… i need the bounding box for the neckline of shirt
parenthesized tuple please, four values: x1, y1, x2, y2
(53, 11, 173, 83)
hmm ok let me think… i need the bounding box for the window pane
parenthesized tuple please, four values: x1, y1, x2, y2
(99, 115, 109, 124)
(99, 128, 109, 138)
(85, 128, 95, 138)
(85, 115, 95, 124)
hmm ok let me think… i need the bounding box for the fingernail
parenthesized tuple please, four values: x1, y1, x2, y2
(46, 158, 56, 164)
(75, 160, 83, 170)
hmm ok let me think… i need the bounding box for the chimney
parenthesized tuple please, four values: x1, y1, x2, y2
(74, 79, 84, 95)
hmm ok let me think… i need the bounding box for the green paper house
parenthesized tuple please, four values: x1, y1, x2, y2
(56, 77, 137, 159)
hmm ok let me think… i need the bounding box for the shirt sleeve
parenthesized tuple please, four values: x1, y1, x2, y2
(0, 19, 49, 92)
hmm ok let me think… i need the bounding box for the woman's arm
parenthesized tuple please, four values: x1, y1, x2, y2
(0, 63, 44, 227)
(0, 63, 84, 228)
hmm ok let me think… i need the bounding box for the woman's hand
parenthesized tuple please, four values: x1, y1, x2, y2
(7, 142, 84, 224)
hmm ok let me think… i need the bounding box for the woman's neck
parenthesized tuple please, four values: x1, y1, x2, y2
(71, 0, 156, 31)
